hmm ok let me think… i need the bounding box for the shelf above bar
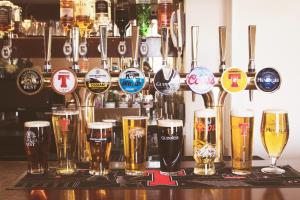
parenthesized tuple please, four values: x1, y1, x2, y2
(0, 36, 178, 58)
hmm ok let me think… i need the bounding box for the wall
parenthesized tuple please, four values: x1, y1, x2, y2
(184, 0, 300, 159)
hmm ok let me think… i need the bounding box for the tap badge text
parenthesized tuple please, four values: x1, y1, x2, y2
(85, 68, 111, 94)
(118, 68, 146, 94)
(51, 68, 78, 95)
(186, 67, 215, 94)
(221, 67, 248, 94)
(17, 68, 44, 95)
(255, 67, 281, 93)
(154, 67, 181, 95)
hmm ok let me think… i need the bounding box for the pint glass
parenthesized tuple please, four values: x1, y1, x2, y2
(122, 116, 148, 176)
(193, 109, 217, 175)
(24, 121, 51, 174)
(52, 108, 79, 175)
(157, 119, 183, 175)
(231, 109, 254, 175)
(88, 122, 112, 176)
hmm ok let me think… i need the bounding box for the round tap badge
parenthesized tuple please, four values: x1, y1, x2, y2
(85, 68, 111, 94)
(118, 68, 146, 94)
(17, 68, 44, 95)
(255, 67, 281, 93)
(51, 68, 78, 95)
(221, 67, 248, 94)
(154, 67, 181, 95)
(186, 67, 216, 94)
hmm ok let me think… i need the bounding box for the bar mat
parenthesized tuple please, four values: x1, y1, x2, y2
(8, 165, 300, 190)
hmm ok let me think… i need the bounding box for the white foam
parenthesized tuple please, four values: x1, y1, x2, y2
(122, 116, 148, 120)
(158, 119, 183, 128)
(103, 119, 117, 123)
(264, 109, 288, 114)
(231, 109, 254, 117)
(88, 122, 113, 129)
(25, 121, 50, 128)
(195, 109, 217, 118)
(53, 110, 79, 116)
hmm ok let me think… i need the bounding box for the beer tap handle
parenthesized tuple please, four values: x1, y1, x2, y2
(248, 25, 256, 101)
(177, 3, 185, 55)
(131, 25, 140, 68)
(161, 27, 169, 67)
(72, 26, 80, 73)
(191, 26, 199, 69)
(44, 24, 53, 73)
(99, 25, 108, 70)
(219, 26, 226, 73)
(1, 32, 12, 60)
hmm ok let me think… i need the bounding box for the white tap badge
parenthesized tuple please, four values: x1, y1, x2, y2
(51, 68, 77, 95)
(85, 68, 111, 94)
(186, 67, 215, 94)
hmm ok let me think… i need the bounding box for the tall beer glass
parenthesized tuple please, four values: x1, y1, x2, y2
(261, 109, 289, 174)
(231, 109, 254, 175)
(88, 122, 112, 176)
(52, 108, 79, 175)
(158, 119, 183, 175)
(122, 116, 148, 176)
(194, 109, 217, 175)
(24, 121, 51, 174)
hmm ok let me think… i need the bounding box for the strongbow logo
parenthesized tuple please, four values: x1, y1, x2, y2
(52, 69, 78, 95)
(129, 127, 145, 140)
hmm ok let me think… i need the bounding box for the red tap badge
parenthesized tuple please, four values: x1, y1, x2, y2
(221, 67, 248, 94)
(51, 68, 78, 95)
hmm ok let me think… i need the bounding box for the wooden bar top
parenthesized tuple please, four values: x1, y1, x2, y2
(1, 158, 300, 200)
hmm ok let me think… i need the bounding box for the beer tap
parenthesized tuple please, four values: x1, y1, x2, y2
(219, 26, 226, 73)
(79, 32, 88, 62)
(1, 32, 13, 62)
(248, 25, 256, 101)
(71, 26, 80, 73)
(99, 25, 109, 70)
(43, 24, 53, 73)
(190, 26, 199, 102)
(63, 31, 72, 62)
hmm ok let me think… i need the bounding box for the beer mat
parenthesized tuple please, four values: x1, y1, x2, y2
(8, 165, 300, 190)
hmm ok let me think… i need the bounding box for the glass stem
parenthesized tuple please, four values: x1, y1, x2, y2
(270, 157, 277, 168)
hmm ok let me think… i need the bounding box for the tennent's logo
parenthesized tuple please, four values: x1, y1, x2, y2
(52, 69, 78, 95)
(221, 67, 248, 94)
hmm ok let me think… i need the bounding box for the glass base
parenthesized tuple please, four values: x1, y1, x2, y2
(160, 170, 180, 176)
(27, 169, 47, 175)
(261, 166, 285, 174)
(232, 169, 251, 175)
(194, 165, 215, 175)
(56, 168, 76, 175)
(89, 169, 110, 176)
(125, 169, 144, 176)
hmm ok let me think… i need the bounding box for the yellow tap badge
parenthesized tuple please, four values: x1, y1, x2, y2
(221, 67, 248, 93)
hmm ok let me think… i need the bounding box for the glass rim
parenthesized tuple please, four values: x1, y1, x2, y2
(88, 122, 113, 129)
(52, 108, 79, 116)
(24, 121, 50, 128)
(157, 119, 183, 128)
(122, 116, 148, 120)
(263, 109, 288, 114)
(195, 109, 217, 118)
(231, 109, 254, 117)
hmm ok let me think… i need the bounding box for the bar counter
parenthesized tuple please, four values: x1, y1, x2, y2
(1, 158, 300, 200)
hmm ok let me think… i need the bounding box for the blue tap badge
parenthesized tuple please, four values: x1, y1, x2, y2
(118, 68, 146, 94)
(255, 67, 281, 93)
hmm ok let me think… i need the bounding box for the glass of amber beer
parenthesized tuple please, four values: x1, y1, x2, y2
(24, 121, 51, 174)
(122, 116, 148, 176)
(157, 119, 183, 175)
(52, 108, 79, 175)
(193, 109, 217, 175)
(230, 109, 254, 175)
(88, 122, 112, 176)
(261, 109, 289, 174)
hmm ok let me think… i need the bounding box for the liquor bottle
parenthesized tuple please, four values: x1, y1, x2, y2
(136, 0, 151, 38)
(74, 0, 94, 34)
(95, 0, 111, 27)
(115, 0, 130, 39)
(157, 0, 173, 31)
(0, 0, 14, 32)
(60, 0, 74, 32)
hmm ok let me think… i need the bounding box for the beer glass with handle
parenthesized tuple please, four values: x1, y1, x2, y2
(230, 109, 254, 175)
(157, 119, 183, 175)
(261, 109, 289, 174)
(194, 109, 217, 175)
(122, 116, 148, 176)
(88, 122, 112, 176)
(24, 121, 51, 174)
(52, 108, 79, 175)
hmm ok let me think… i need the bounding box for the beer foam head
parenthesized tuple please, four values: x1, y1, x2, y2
(53, 110, 79, 116)
(25, 121, 50, 128)
(122, 116, 148, 120)
(231, 109, 254, 117)
(264, 109, 288, 114)
(195, 109, 217, 118)
(158, 119, 183, 128)
(103, 119, 117, 123)
(88, 122, 113, 129)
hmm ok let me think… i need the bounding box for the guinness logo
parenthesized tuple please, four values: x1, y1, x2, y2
(85, 68, 111, 94)
(51, 68, 78, 95)
(154, 67, 180, 95)
(17, 68, 44, 95)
